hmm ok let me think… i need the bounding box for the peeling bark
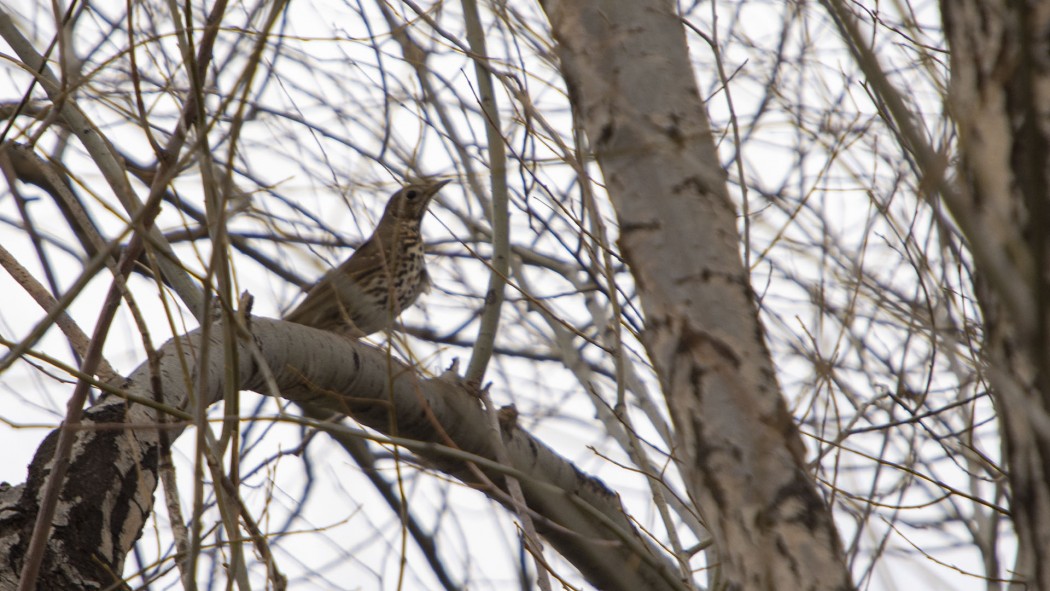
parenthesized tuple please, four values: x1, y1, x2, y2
(539, 0, 852, 588)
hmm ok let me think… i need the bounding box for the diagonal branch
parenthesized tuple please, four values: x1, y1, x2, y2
(0, 318, 686, 591)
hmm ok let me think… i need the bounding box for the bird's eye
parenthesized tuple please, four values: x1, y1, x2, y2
(406, 189, 420, 201)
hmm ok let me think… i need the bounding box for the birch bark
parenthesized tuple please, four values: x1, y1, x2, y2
(0, 320, 685, 590)
(540, 0, 853, 588)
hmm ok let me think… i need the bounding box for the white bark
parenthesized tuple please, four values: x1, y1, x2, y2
(540, 0, 852, 588)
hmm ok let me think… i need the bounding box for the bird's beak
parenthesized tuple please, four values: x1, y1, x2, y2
(426, 179, 450, 197)
(418, 179, 449, 209)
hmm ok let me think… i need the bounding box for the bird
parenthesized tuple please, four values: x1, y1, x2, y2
(285, 179, 449, 337)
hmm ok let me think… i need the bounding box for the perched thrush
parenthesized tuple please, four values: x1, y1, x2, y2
(285, 180, 449, 337)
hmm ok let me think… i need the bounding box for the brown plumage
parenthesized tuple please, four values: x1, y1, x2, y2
(285, 180, 449, 337)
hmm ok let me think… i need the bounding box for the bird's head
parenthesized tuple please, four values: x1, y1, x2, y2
(381, 179, 449, 225)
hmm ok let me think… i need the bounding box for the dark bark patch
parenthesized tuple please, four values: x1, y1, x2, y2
(672, 175, 710, 196)
(677, 322, 741, 369)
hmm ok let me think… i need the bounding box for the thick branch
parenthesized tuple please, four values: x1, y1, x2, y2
(0, 319, 683, 590)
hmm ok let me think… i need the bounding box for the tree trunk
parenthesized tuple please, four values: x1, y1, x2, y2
(539, 0, 853, 588)
(942, 3, 1050, 588)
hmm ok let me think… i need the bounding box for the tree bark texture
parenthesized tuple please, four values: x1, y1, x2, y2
(0, 319, 684, 591)
(942, 3, 1050, 588)
(539, 0, 853, 589)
